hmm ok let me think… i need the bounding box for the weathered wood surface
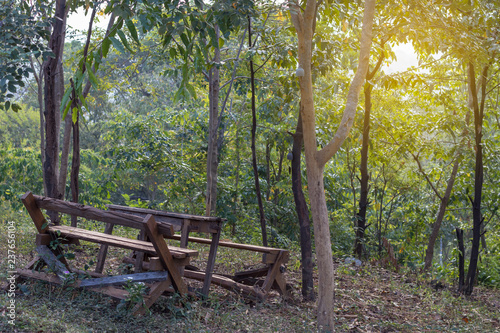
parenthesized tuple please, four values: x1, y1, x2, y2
(36, 245, 70, 281)
(166, 234, 287, 257)
(79, 271, 169, 288)
(107, 204, 224, 222)
(95, 223, 115, 274)
(26, 192, 174, 236)
(107, 205, 223, 234)
(183, 270, 265, 300)
(143, 214, 187, 295)
(49, 225, 198, 259)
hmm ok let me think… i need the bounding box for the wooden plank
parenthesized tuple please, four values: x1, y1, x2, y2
(31, 194, 174, 236)
(79, 271, 169, 288)
(49, 225, 198, 259)
(36, 245, 71, 281)
(107, 204, 224, 222)
(134, 229, 147, 273)
(183, 270, 265, 300)
(201, 228, 221, 297)
(166, 234, 285, 255)
(95, 223, 115, 274)
(261, 250, 287, 293)
(143, 214, 187, 295)
(122, 256, 191, 270)
(233, 267, 269, 280)
(21, 191, 49, 233)
(108, 205, 222, 234)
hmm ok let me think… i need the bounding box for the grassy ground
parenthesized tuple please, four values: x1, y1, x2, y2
(0, 215, 499, 332)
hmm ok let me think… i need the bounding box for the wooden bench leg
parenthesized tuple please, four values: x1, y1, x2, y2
(143, 214, 187, 295)
(95, 223, 115, 274)
(261, 250, 288, 296)
(132, 278, 172, 316)
(21, 192, 70, 270)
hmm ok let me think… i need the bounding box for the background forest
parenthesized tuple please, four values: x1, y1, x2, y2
(0, 0, 499, 331)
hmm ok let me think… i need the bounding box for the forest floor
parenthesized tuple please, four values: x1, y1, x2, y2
(0, 227, 499, 333)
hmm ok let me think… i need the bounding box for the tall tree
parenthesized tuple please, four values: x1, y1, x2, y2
(289, 0, 376, 329)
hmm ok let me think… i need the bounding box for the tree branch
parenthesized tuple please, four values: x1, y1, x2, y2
(316, 0, 376, 167)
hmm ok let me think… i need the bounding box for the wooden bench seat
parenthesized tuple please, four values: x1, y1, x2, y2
(47, 225, 198, 259)
(19, 191, 197, 315)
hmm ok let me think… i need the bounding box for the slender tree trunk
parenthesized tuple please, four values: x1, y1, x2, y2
(290, 0, 375, 329)
(355, 82, 372, 259)
(248, 17, 268, 247)
(70, 107, 80, 227)
(291, 113, 315, 301)
(456, 228, 465, 292)
(464, 62, 488, 295)
(43, 0, 66, 223)
(205, 27, 221, 217)
(58, 110, 72, 198)
(423, 157, 461, 270)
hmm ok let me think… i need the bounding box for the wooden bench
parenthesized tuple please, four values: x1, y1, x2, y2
(107, 205, 290, 298)
(18, 191, 198, 315)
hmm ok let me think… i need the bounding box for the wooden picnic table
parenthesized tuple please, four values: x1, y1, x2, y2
(106, 204, 225, 297)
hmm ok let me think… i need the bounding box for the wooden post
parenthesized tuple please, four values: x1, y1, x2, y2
(21, 191, 70, 269)
(143, 214, 187, 295)
(95, 223, 115, 274)
(201, 229, 221, 297)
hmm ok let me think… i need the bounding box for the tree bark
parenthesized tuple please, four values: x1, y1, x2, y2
(354, 82, 372, 259)
(456, 228, 465, 292)
(70, 106, 80, 227)
(205, 26, 221, 217)
(464, 62, 488, 295)
(248, 17, 268, 247)
(43, 0, 67, 223)
(290, 0, 375, 329)
(423, 156, 461, 270)
(291, 113, 315, 301)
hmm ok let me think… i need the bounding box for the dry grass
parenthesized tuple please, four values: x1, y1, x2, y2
(0, 217, 499, 332)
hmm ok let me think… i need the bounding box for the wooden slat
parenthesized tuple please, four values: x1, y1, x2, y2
(166, 234, 285, 255)
(107, 205, 223, 234)
(80, 271, 169, 288)
(143, 214, 187, 295)
(31, 194, 174, 236)
(36, 245, 70, 281)
(183, 270, 265, 300)
(107, 204, 223, 222)
(49, 225, 198, 259)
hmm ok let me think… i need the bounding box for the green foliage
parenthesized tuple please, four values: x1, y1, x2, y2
(0, 0, 52, 111)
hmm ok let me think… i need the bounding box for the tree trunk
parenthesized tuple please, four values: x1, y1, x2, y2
(205, 27, 221, 217)
(70, 107, 80, 227)
(354, 82, 372, 259)
(423, 157, 461, 270)
(290, 0, 375, 329)
(43, 0, 67, 222)
(464, 62, 488, 295)
(58, 110, 72, 198)
(456, 228, 465, 292)
(248, 17, 268, 247)
(291, 113, 315, 302)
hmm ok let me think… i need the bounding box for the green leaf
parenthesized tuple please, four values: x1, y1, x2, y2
(60, 87, 72, 113)
(5, 101, 11, 111)
(109, 36, 124, 53)
(126, 19, 140, 45)
(87, 68, 99, 88)
(12, 103, 21, 112)
(186, 83, 196, 99)
(72, 107, 79, 123)
(101, 37, 111, 58)
(62, 99, 72, 120)
(117, 30, 133, 52)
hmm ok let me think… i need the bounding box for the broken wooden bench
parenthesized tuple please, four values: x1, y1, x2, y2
(18, 191, 198, 315)
(107, 205, 290, 298)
